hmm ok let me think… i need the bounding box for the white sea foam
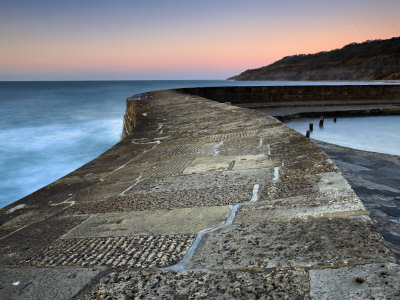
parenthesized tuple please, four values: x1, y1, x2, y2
(0, 119, 122, 208)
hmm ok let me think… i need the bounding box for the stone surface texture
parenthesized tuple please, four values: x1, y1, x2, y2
(315, 140, 400, 263)
(0, 87, 398, 299)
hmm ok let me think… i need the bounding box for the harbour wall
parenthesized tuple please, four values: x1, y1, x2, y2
(178, 84, 400, 103)
(1, 86, 399, 299)
(176, 85, 400, 120)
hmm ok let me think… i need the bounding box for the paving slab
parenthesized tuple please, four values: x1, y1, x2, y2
(149, 142, 218, 156)
(233, 154, 278, 171)
(0, 267, 99, 300)
(122, 142, 217, 165)
(241, 172, 366, 221)
(183, 156, 235, 174)
(69, 178, 139, 203)
(0, 216, 87, 266)
(262, 171, 352, 201)
(63, 206, 231, 238)
(188, 216, 394, 269)
(63, 185, 254, 214)
(80, 268, 308, 300)
(309, 263, 400, 299)
(269, 139, 338, 175)
(217, 136, 268, 156)
(129, 169, 273, 194)
(189, 130, 261, 143)
(102, 155, 195, 182)
(236, 195, 366, 222)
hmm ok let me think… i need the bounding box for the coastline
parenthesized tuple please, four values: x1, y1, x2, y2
(0, 85, 399, 298)
(5, 80, 393, 209)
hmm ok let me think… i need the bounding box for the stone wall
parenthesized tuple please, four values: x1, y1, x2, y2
(122, 99, 136, 138)
(178, 85, 400, 104)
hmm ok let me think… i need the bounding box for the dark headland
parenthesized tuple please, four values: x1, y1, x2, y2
(230, 37, 400, 81)
(1, 85, 399, 299)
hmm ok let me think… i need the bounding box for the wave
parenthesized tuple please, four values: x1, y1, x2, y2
(0, 118, 122, 208)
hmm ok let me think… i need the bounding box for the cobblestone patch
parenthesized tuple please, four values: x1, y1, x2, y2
(63, 185, 253, 215)
(22, 235, 195, 268)
(195, 130, 260, 143)
(80, 268, 307, 300)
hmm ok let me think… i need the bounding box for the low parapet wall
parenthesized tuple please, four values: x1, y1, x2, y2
(178, 84, 400, 103)
(178, 85, 400, 120)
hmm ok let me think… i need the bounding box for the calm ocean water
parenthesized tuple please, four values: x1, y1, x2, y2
(0, 80, 393, 208)
(285, 115, 400, 155)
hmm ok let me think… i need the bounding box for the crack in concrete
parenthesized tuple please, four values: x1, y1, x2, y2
(163, 184, 260, 272)
(273, 166, 280, 181)
(119, 176, 142, 196)
(212, 141, 223, 156)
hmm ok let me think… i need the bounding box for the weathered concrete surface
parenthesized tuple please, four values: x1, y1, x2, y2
(0, 267, 100, 300)
(310, 263, 400, 299)
(82, 269, 308, 299)
(0, 88, 398, 299)
(315, 140, 400, 263)
(62, 206, 231, 238)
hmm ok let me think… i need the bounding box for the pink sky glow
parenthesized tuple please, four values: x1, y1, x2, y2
(0, 0, 399, 80)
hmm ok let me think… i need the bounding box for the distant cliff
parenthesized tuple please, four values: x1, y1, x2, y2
(230, 37, 400, 81)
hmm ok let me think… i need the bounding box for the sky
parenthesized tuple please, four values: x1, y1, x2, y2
(0, 0, 399, 80)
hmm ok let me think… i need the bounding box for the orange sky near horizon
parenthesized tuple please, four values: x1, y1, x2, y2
(0, 0, 399, 80)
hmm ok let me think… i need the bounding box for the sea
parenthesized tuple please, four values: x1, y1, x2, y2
(285, 115, 400, 156)
(0, 80, 395, 208)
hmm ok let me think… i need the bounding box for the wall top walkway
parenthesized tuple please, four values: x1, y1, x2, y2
(0, 88, 399, 299)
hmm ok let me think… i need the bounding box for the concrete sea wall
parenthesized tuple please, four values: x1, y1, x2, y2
(0, 86, 399, 299)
